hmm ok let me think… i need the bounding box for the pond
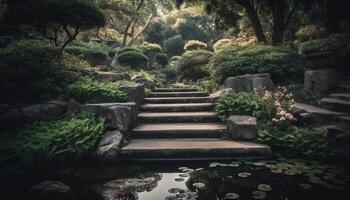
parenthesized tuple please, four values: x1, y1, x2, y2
(1, 158, 350, 200)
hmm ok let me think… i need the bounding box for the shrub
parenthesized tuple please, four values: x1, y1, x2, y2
(138, 41, 162, 55)
(177, 50, 213, 81)
(211, 44, 303, 84)
(164, 35, 185, 57)
(155, 53, 169, 66)
(299, 38, 344, 55)
(295, 25, 327, 42)
(170, 56, 182, 62)
(184, 40, 207, 51)
(59, 53, 92, 72)
(131, 70, 157, 82)
(0, 113, 105, 173)
(215, 92, 266, 121)
(213, 38, 234, 52)
(117, 51, 149, 69)
(194, 79, 220, 93)
(158, 67, 178, 82)
(0, 40, 63, 104)
(65, 44, 110, 66)
(65, 78, 128, 103)
(116, 47, 142, 55)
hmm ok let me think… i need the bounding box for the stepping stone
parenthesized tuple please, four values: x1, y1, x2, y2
(120, 138, 272, 160)
(137, 112, 221, 123)
(329, 93, 350, 100)
(320, 98, 350, 112)
(149, 91, 208, 97)
(131, 123, 226, 138)
(293, 103, 346, 123)
(153, 88, 198, 92)
(141, 103, 215, 112)
(145, 97, 210, 103)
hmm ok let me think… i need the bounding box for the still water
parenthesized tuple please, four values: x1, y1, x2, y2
(1, 158, 350, 200)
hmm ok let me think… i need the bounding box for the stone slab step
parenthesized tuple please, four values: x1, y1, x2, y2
(141, 103, 215, 112)
(137, 112, 221, 123)
(320, 98, 350, 112)
(145, 97, 210, 103)
(149, 91, 208, 97)
(329, 93, 350, 100)
(293, 103, 347, 123)
(120, 138, 272, 160)
(153, 88, 198, 92)
(131, 123, 226, 138)
(339, 116, 350, 124)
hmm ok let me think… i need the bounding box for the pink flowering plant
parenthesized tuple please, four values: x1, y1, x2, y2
(254, 86, 296, 128)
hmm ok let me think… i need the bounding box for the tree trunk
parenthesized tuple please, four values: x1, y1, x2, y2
(126, 14, 154, 46)
(271, 0, 285, 44)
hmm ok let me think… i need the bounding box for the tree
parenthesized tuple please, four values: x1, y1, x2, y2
(176, 0, 301, 44)
(2, 0, 105, 51)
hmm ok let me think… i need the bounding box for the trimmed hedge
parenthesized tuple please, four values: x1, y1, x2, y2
(155, 53, 169, 66)
(211, 45, 303, 84)
(177, 50, 213, 81)
(117, 51, 149, 69)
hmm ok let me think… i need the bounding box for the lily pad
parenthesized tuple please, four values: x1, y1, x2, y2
(179, 173, 189, 177)
(270, 169, 283, 174)
(284, 170, 297, 176)
(252, 191, 267, 199)
(253, 162, 266, 166)
(175, 178, 185, 182)
(193, 182, 205, 189)
(183, 168, 194, 173)
(300, 183, 312, 189)
(228, 163, 240, 167)
(224, 193, 240, 199)
(238, 172, 251, 178)
(258, 184, 272, 192)
(178, 167, 188, 171)
(195, 168, 204, 171)
(265, 164, 277, 169)
(168, 188, 185, 194)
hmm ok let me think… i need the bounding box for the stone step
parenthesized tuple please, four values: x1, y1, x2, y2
(137, 112, 221, 123)
(329, 93, 350, 100)
(320, 98, 350, 112)
(120, 138, 272, 160)
(149, 91, 208, 97)
(145, 97, 210, 103)
(141, 103, 215, 112)
(339, 116, 350, 124)
(153, 88, 198, 92)
(131, 123, 226, 138)
(339, 81, 350, 91)
(293, 103, 347, 123)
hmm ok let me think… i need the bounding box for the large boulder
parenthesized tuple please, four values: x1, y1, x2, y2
(225, 73, 273, 92)
(131, 75, 156, 89)
(28, 181, 74, 200)
(81, 103, 137, 132)
(304, 69, 338, 98)
(227, 115, 259, 141)
(22, 101, 67, 123)
(0, 104, 23, 128)
(66, 99, 81, 114)
(95, 130, 123, 162)
(119, 84, 145, 108)
(209, 88, 234, 102)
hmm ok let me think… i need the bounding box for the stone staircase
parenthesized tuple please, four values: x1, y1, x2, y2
(120, 88, 271, 160)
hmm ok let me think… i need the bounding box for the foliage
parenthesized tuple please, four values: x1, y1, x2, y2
(184, 40, 207, 51)
(299, 38, 344, 55)
(213, 38, 234, 52)
(117, 51, 149, 69)
(0, 40, 65, 104)
(65, 78, 127, 103)
(131, 70, 157, 82)
(65, 43, 110, 66)
(164, 35, 185, 57)
(177, 50, 213, 81)
(116, 46, 143, 55)
(158, 67, 178, 83)
(59, 53, 93, 73)
(172, 18, 209, 42)
(138, 41, 163, 55)
(155, 53, 169, 66)
(0, 113, 105, 173)
(215, 92, 266, 121)
(258, 122, 338, 158)
(295, 25, 328, 42)
(211, 44, 303, 84)
(3, 0, 105, 50)
(194, 79, 220, 93)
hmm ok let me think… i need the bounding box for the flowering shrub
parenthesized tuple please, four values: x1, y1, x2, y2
(255, 86, 295, 127)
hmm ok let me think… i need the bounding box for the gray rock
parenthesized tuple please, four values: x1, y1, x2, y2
(227, 115, 259, 141)
(131, 75, 155, 89)
(209, 88, 234, 102)
(119, 84, 145, 107)
(225, 73, 273, 92)
(96, 130, 123, 162)
(92, 175, 160, 200)
(66, 99, 81, 114)
(28, 181, 74, 200)
(22, 104, 41, 123)
(304, 69, 338, 98)
(81, 103, 137, 132)
(0, 104, 22, 128)
(39, 100, 67, 121)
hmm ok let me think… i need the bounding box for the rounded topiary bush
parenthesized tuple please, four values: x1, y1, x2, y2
(177, 50, 213, 81)
(155, 53, 169, 66)
(117, 51, 149, 69)
(184, 40, 207, 51)
(138, 42, 162, 67)
(116, 47, 142, 55)
(164, 35, 185, 57)
(211, 44, 303, 84)
(213, 38, 234, 52)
